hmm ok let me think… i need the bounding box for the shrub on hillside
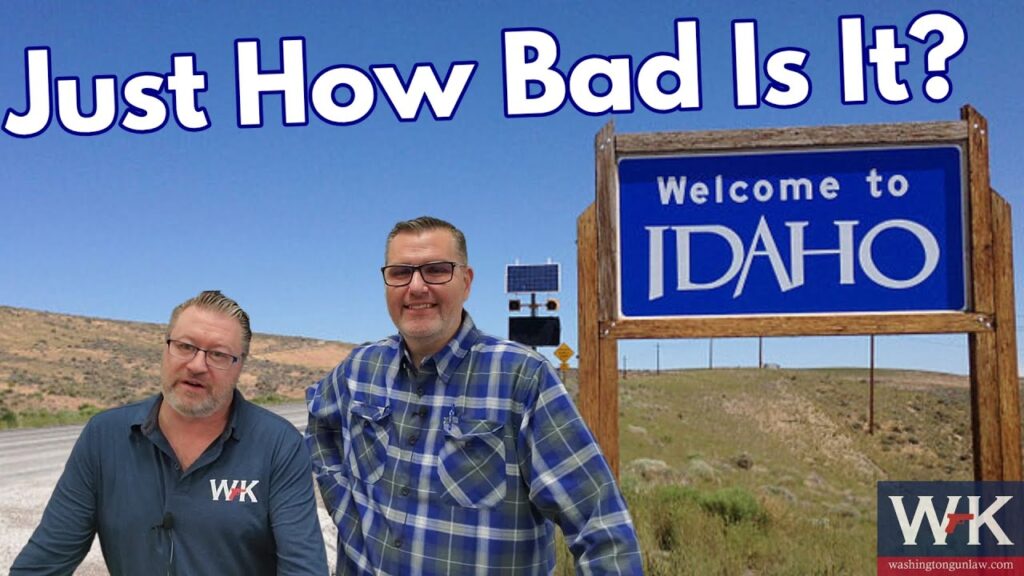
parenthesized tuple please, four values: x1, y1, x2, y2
(696, 486, 768, 526)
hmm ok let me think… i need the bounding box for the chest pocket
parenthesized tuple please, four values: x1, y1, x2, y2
(438, 418, 507, 508)
(348, 402, 391, 484)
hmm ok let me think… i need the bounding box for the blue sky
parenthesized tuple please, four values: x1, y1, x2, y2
(1, 2, 1021, 376)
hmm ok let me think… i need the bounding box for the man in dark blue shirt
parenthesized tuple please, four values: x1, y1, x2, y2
(12, 290, 329, 575)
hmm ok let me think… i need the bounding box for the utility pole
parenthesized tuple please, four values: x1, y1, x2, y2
(708, 338, 714, 370)
(758, 336, 764, 369)
(869, 335, 876, 435)
(656, 342, 660, 375)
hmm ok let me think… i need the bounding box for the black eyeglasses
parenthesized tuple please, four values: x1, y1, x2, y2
(166, 339, 241, 370)
(381, 261, 463, 287)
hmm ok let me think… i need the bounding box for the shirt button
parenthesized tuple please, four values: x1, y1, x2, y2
(407, 434, 418, 445)
(400, 486, 411, 496)
(416, 386, 425, 396)
(394, 538, 403, 548)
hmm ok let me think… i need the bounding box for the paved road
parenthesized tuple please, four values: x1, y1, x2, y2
(0, 403, 337, 574)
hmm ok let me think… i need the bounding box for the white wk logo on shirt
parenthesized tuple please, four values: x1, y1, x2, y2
(210, 479, 260, 502)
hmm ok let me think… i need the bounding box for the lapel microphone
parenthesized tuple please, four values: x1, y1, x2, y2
(151, 511, 176, 575)
(153, 512, 174, 530)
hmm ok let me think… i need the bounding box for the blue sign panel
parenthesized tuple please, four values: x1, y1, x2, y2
(617, 146, 965, 318)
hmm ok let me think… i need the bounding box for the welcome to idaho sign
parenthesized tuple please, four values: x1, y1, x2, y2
(617, 145, 966, 318)
(580, 109, 1019, 482)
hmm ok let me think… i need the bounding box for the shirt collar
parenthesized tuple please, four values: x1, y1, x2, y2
(397, 310, 480, 386)
(131, 389, 246, 442)
(130, 394, 162, 436)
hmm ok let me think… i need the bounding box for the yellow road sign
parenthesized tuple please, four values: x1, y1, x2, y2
(554, 343, 574, 363)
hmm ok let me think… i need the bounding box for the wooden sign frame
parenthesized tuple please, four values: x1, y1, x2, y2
(577, 106, 1020, 480)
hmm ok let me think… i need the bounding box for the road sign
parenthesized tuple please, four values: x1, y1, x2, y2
(554, 342, 574, 362)
(617, 145, 965, 318)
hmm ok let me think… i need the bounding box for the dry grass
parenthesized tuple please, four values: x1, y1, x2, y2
(552, 367, 983, 574)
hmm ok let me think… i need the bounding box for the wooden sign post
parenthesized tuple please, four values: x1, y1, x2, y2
(577, 106, 1020, 480)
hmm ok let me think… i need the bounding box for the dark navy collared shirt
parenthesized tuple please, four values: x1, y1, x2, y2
(12, 390, 329, 575)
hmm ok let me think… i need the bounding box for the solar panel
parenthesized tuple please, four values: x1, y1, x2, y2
(506, 263, 560, 293)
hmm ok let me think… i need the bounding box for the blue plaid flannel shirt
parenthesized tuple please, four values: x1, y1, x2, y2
(306, 313, 642, 575)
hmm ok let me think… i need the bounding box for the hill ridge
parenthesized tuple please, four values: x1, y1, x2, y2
(0, 305, 354, 422)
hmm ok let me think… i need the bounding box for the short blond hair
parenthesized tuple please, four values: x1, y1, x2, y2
(386, 216, 468, 264)
(167, 290, 252, 356)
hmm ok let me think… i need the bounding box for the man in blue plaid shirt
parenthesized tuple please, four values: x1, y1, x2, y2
(307, 216, 642, 574)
